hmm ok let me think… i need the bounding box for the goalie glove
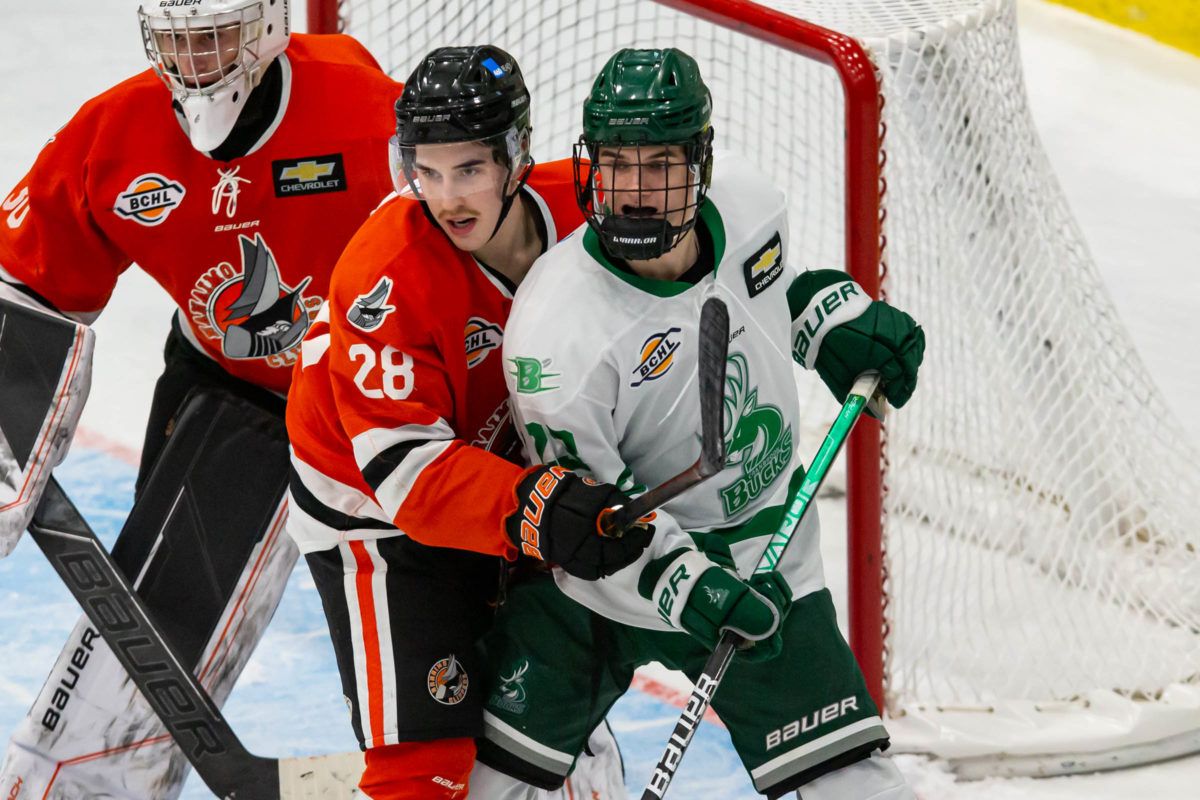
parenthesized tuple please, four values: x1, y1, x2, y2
(505, 465, 654, 581)
(638, 534, 793, 663)
(0, 285, 94, 557)
(789, 269, 925, 408)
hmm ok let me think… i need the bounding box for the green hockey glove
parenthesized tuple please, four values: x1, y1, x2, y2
(638, 535, 792, 663)
(788, 269, 925, 408)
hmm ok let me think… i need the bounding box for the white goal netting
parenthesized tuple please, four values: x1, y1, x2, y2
(320, 0, 1200, 774)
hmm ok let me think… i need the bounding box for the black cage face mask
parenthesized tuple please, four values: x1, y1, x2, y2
(574, 137, 711, 261)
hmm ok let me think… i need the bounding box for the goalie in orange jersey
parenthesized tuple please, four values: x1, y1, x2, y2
(0, 1, 405, 797)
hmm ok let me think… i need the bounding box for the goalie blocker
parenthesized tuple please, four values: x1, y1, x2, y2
(0, 291, 94, 558)
(0, 386, 298, 799)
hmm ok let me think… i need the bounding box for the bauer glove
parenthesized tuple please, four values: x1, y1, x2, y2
(789, 269, 925, 408)
(505, 465, 654, 581)
(638, 534, 793, 663)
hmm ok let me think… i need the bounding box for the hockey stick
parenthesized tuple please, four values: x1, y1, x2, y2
(600, 296, 730, 537)
(640, 371, 883, 799)
(28, 477, 364, 800)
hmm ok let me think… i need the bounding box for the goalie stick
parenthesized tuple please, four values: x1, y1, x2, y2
(600, 295, 730, 537)
(640, 371, 883, 799)
(28, 477, 363, 800)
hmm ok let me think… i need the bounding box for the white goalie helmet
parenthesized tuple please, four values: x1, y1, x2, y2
(139, 0, 290, 152)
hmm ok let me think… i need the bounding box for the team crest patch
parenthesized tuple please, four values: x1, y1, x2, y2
(489, 659, 530, 715)
(631, 327, 682, 388)
(347, 277, 395, 331)
(464, 317, 503, 368)
(509, 357, 560, 394)
(186, 233, 321, 368)
(743, 231, 784, 298)
(114, 173, 185, 226)
(427, 655, 469, 706)
(272, 154, 347, 197)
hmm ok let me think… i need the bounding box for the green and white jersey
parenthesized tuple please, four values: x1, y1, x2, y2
(504, 152, 827, 631)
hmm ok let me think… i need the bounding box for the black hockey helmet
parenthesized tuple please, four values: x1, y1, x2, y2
(392, 45, 535, 241)
(395, 45, 531, 148)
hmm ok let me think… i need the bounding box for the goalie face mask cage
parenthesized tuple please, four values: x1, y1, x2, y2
(138, 0, 290, 152)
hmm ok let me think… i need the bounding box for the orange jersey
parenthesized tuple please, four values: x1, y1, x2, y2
(0, 34, 401, 394)
(286, 160, 585, 557)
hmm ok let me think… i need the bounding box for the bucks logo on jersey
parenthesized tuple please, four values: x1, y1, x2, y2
(719, 353, 793, 517)
(489, 659, 530, 715)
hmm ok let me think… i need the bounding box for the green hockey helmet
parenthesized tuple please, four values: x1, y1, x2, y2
(574, 48, 714, 260)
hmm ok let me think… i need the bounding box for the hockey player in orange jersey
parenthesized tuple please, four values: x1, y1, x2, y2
(286, 45, 650, 799)
(0, 2, 403, 798)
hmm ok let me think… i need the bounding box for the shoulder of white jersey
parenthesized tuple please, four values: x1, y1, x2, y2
(706, 149, 787, 229)
(504, 230, 617, 407)
(508, 226, 587, 332)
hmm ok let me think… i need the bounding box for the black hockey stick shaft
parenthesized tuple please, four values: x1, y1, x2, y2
(28, 477, 281, 800)
(600, 296, 730, 537)
(640, 372, 882, 799)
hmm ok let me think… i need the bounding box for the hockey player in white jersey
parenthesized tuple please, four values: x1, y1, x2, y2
(473, 49, 924, 799)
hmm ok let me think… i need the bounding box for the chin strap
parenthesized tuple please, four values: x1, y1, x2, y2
(487, 157, 537, 240)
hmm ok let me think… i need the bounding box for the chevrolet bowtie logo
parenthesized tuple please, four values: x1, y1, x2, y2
(280, 161, 335, 182)
(749, 242, 781, 277)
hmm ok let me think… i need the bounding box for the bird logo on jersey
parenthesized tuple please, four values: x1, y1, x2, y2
(187, 234, 320, 368)
(719, 353, 793, 517)
(426, 654, 469, 706)
(113, 173, 186, 226)
(464, 317, 503, 368)
(347, 277, 395, 331)
(631, 328, 682, 387)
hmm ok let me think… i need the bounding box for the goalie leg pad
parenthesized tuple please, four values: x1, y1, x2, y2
(0, 293, 93, 557)
(793, 751, 914, 800)
(0, 387, 296, 800)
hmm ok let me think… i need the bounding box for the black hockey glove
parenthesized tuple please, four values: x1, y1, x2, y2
(505, 466, 654, 581)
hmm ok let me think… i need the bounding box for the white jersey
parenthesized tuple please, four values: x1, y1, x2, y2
(504, 151, 831, 631)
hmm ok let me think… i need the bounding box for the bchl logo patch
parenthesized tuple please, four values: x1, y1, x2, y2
(464, 317, 503, 368)
(347, 276, 395, 331)
(272, 154, 346, 197)
(114, 173, 186, 226)
(743, 231, 783, 298)
(631, 327, 681, 387)
(427, 655, 469, 706)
